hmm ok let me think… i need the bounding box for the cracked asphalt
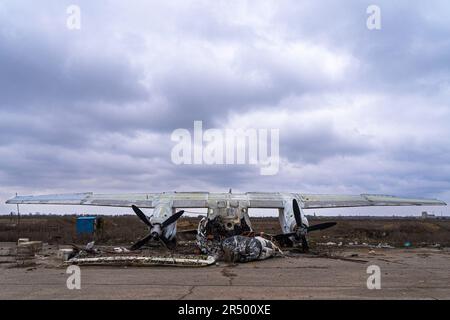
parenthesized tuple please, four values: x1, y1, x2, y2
(1, 247, 449, 299)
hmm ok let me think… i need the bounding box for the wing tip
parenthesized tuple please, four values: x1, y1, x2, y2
(5, 196, 20, 204)
(4, 192, 93, 205)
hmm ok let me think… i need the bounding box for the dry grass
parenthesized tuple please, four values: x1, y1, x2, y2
(1, 215, 449, 246)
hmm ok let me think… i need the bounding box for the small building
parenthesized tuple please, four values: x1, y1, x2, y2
(76, 216, 97, 235)
(421, 211, 436, 219)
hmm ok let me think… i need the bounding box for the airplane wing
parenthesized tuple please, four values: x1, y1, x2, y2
(6, 192, 446, 209)
(299, 194, 447, 209)
(5, 192, 209, 208)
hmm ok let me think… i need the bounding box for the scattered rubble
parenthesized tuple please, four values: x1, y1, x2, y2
(0, 223, 446, 271)
(0, 245, 15, 265)
(317, 241, 395, 249)
(16, 241, 43, 267)
(377, 243, 395, 249)
(57, 249, 74, 261)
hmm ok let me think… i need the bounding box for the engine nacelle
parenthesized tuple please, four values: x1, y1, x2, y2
(151, 197, 177, 240)
(278, 197, 309, 235)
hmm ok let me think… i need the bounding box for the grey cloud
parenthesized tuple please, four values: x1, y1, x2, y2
(1, 1, 449, 214)
(0, 30, 148, 107)
(281, 122, 374, 164)
(276, 1, 450, 92)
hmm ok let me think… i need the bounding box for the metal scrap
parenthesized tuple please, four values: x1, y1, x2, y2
(221, 235, 283, 263)
(68, 255, 216, 267)
(16, 241, 43, 266)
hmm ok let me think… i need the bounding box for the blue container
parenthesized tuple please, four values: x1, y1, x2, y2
(76, 216, 96, 235)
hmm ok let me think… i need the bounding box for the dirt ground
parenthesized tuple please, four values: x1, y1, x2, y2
(0, 245, 449, 299)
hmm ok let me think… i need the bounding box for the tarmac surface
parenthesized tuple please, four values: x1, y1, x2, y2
(1, 247, 449, 299)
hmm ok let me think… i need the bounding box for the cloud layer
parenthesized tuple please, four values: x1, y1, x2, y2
(1, 1, 449, 215)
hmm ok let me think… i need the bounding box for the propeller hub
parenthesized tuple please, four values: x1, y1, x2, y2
(294, 225, 307, 238)
(130, 205, 185, 250)
(150, 224, 162, 238)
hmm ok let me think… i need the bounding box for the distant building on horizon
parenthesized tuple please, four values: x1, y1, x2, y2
(421, 211, 436, 219)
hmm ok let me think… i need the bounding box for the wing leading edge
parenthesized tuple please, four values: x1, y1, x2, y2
(299, 194, 446, 209)
(5, 192, 446, 209)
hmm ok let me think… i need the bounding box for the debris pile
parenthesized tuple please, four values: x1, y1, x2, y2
(57, 248, 74, 261)
(62, 241, 216, 267)
(16, 239, 43, 267)
(68, 255, 216, 267)
(0, 245, 16, 265)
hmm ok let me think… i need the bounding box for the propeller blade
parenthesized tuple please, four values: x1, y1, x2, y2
(273, 232, 296, 241)
(132, 205, 152, 227)
(130, 233, 153, 250)
(178, 229, 198, 235)
(161, 210, 185, 229)
(158, 236, 169, 248)
(159, 235, 176, 250)
(292, 199, 303, 227)
(301, 236, 309, 252)
(307, 222, 337, 232)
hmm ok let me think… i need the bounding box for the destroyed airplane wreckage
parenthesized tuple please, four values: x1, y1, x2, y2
(6, 191, 446, 265)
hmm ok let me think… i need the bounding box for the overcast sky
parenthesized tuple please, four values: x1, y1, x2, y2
(1, 1, 449, 216)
